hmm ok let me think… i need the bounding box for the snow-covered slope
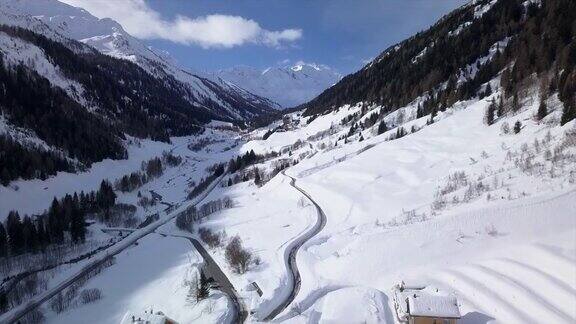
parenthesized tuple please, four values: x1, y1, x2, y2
(214, 63, 342, 109)
(0, 0, 278, 120)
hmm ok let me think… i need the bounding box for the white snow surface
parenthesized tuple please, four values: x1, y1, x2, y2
(406, 287, 461, 318)
(44, 234, 231, 324)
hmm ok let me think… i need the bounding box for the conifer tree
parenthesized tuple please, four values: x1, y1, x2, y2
(48, 197, 64, 244)
(484, 100, 496, 125)
(0, 222, 7, 257)
(377, 120, 388, 135)
(22, 216, 38, 253)
(514, 120, 522, 134)
(512, 94, 520, 112)
(196, 269, 210, 301)
(497, 96, 505, 117)
(6, 211, 24, 254)
(537, 97, 548, 121)
(254, 168, 262, 186)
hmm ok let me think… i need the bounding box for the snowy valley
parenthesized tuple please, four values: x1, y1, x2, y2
(0, 0, 575, 324)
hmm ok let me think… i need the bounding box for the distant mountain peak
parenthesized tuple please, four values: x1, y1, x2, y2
(290, 62, 327, 72)
(215, 63, 342, 108)
(0, 0, 278, 120)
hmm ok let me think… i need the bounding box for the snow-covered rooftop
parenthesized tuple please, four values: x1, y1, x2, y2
(395, 285, 461, 319)
(408, 292, 461, 318)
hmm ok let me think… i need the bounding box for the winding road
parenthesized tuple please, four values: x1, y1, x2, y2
(263, 172, 327, 321)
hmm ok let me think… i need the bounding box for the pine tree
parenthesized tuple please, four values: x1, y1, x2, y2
(537, 98, 548, 121)
(484, 100, 496, 125)
(377, 120, 388, 135)
(429, 107, 437, 124)
(483, 83, 493, 98)
(561, 103, 575, 125)
(196, 269, 210, 301)
(514, 120, 522, 134)
(97, 180, 116, 210)
(0, 222, 7, 257)
(22, 216, 38, 253)
(70, 204, 86, 244)
(254, 168, 262, 186)
(512, 94, 520, 112)
(36, 218, 47, 250)
(6, 211, 24, 254)
(497, 96, 505, 117)
(48, 197, 64, 244)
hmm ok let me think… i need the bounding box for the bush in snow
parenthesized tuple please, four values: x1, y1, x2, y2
(19, 309, 45, 324)
(501, 121, 510, 134)
(50, 292, 65, 314)
(225, 236, 253, 274)
(80, 288, 102, 304)
(485, 224, 499, 236)
(199, 228, 224, 248)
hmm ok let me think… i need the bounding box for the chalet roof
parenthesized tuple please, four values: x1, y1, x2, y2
(394, 284, 461, 320)
(408, 292, 461, 318)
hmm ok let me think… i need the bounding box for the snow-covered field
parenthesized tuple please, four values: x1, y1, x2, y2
(190, 89, 576, 323)
(2, 86, 575, 323)
(42, 233, 231, 324)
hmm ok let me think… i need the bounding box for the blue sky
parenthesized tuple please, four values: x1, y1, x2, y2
(63, 0, 469, 74)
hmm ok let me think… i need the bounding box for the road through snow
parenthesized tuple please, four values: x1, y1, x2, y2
(0, 172, 227, 324)
(262, 172, 327, 321)
(176, 235, 248, 323)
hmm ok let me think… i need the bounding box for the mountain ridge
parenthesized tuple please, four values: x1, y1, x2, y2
(214, 62, 341, 109)
(0, 0, 280, 119)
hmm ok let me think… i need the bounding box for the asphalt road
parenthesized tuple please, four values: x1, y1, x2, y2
(170, 235, 248, 323)
(262, 172, 327, 321)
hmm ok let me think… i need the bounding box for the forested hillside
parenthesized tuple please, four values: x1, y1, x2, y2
(301, 0, 575, 125)
(0, 25, 215, 184)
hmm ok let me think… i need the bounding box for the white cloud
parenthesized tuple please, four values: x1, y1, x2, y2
(58, 0, 302, 48)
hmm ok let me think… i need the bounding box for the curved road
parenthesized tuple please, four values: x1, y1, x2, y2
(168, 234, 248, 323)
(263, 172, 327, 321)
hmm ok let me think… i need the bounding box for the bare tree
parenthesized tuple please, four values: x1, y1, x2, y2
(225, 236, 252, 274)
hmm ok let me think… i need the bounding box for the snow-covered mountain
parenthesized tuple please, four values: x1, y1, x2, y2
(0, 0, 279, 120)
(214, 63, 342, 109)
(1, 1, 575, 323)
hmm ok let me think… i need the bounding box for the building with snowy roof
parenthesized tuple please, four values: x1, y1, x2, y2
(121, 310, 177, 324)
(393, 283, 461, 324)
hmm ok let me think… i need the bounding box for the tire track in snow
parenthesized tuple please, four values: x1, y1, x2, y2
(490, 258, 576, 303)
(262, 171, 327, 321)
(465, 264, 573, 322)
(434, 269, 533, 323)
